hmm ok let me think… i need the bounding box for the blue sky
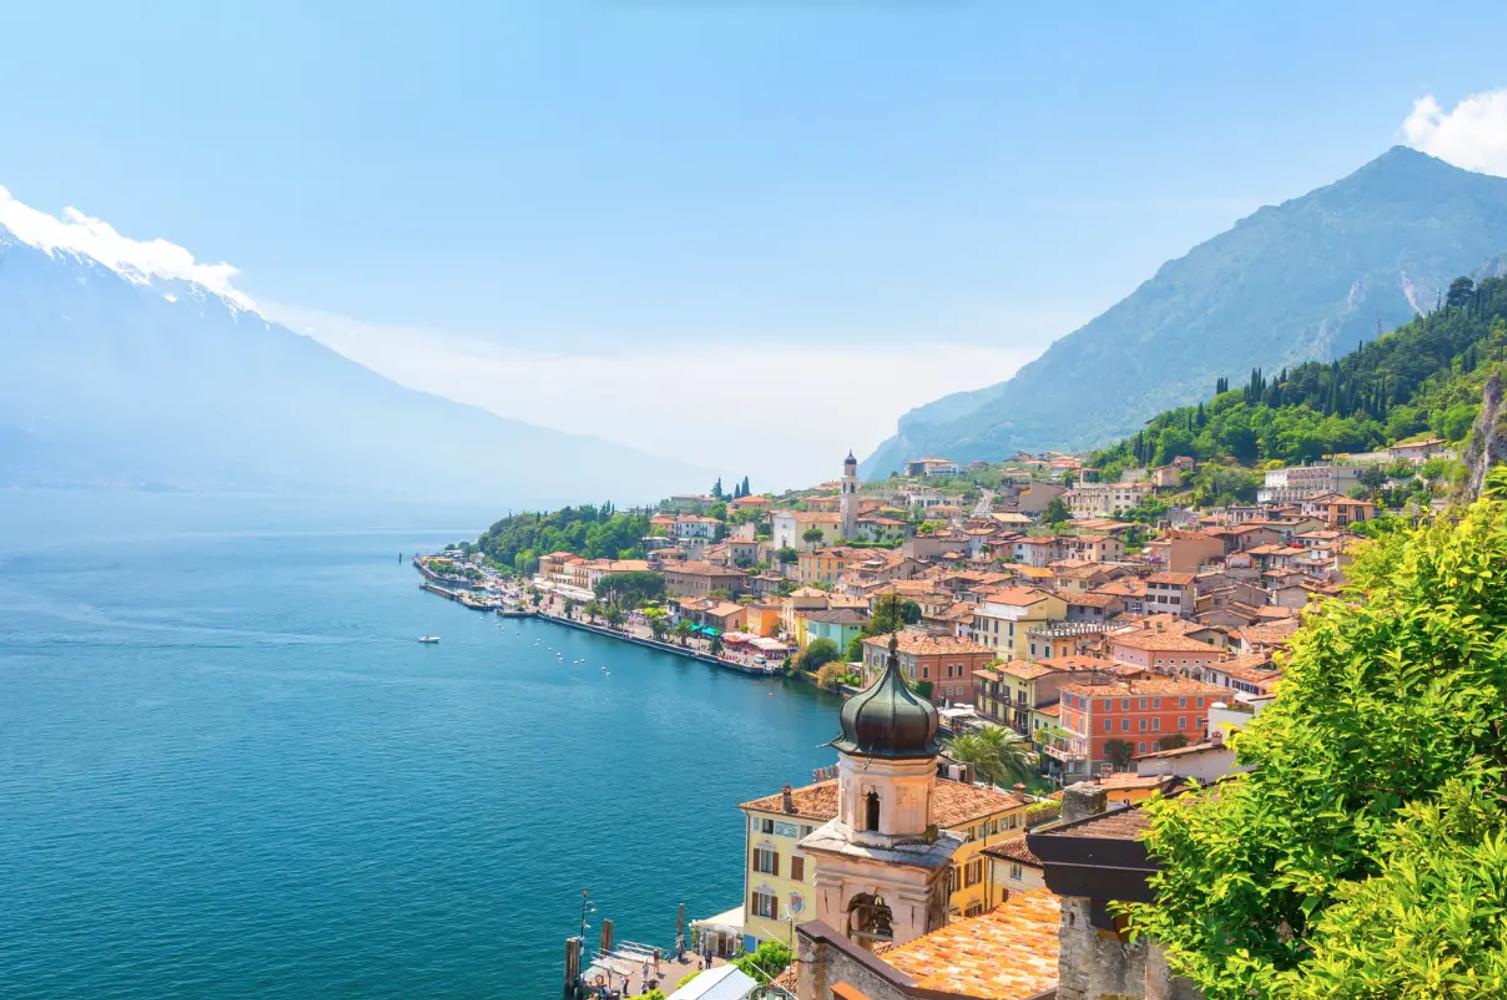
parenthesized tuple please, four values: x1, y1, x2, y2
(4, 2, 1507, 485)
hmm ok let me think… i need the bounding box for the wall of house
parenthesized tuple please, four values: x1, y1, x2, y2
(1056, 896, 1203, 1000)
(743, 807, 819, 949)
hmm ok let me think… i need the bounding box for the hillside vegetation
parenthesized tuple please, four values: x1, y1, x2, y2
(1090, 275, 1507, 478)
(863, 147, 1507, 476)
(475, 505, 651, 576)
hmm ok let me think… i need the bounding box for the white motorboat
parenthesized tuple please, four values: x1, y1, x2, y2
(417, 635, 441, 644)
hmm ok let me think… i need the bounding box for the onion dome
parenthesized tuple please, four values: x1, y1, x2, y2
(832, 632, 940, 759)
(844, 450, 857, 466)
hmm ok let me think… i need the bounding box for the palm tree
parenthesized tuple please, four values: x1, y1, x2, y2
(605, 607, 626, 629)
(944, 725, 1033, 787)
(673, 620, 694, 646)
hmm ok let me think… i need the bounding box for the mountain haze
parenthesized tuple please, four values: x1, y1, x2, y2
(0, 227, 705, 506)
(862, 148, 1507, 476)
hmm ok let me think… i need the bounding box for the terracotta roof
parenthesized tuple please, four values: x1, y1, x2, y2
(861, 630, 992, 658)
(739, 779, 838, 821)
(1001, 660, 1057, 681)
(1066, 591, 1120, 608)
(1092, 578, 1147, 598)
(1146, 571, 1195, 586)
(979, 586, 1056, 606)
(881, 891, 1060, 1000)
(931, 780, 1031, 828)
(981, 834, 1043, 868)
(1063, 676, 1227, 698)
(1110, 630, 1220, 654)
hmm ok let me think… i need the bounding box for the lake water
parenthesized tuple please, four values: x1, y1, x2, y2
(0, 491, 843, 999)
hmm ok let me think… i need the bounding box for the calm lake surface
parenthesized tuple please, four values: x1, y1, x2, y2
(0, 491, 842, 999)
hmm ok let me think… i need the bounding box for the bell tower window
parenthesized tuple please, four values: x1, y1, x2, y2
(864, 790, 881, 832)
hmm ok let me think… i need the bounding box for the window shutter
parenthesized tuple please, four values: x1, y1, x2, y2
(751, 847, 759, 871)
(772, 852, 780, 877)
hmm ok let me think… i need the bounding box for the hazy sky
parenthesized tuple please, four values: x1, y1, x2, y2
(4, 2, 1507, 487)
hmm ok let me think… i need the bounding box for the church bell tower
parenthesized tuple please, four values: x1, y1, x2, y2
(840, 451, 859, 540)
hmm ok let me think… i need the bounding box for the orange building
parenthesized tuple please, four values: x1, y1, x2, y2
(1053, 677, 1227, 773)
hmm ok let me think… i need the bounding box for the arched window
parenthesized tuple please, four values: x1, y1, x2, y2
(864, 790, 881, 832)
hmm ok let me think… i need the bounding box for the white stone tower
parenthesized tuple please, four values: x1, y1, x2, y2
(839, 450, 859, 540)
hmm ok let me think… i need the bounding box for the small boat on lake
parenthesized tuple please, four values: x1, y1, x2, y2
(417, 635, 441, 644)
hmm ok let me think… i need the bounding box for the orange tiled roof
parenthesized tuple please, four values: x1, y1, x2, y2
(882, 891, 1060, 1000)
(739, 780, 839, 821)
(861, 630, 992, 658)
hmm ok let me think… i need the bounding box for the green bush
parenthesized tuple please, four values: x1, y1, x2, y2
(1124, 474, 1507, 998)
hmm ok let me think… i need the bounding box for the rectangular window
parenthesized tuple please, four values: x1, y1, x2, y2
(751, 848, 780, 875)
(1139, 698, 1148, 710)
(1152, 698, 1161, 709)
(1102, 698, 1112, 711)
(1010, 863, 1023, 881)
(1177, 716, 1186, 729)
(1122, 698, 1131, 710)
(760, 818, 775, 834)
(1196, 697, 1205, 708)
(1138, 740, 1147, 752)
(1178, 696, 1187, 708)
(1121, 719, 1130, 732)
(1139, 718, 1148, 732)
(1152, 717, 1161, 731)
(751, 892, 778, 919)
(1103, 718, 1112, 732)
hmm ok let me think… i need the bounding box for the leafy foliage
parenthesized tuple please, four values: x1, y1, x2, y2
(592, 570, 664, 608)
(944, 725, 1033, 787)
(797, 638, 840, 673)
(477, 503, 649, 575)
(733, 940, 792, 984)
(1123, 481, 1507, 997)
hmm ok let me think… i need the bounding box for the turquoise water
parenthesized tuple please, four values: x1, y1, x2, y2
(0, 492, 843, 999)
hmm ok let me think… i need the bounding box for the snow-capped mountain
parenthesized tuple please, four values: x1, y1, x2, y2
(0, 219, 703, 505)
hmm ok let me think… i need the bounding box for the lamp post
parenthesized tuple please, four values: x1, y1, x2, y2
(579, 889, 593, 945)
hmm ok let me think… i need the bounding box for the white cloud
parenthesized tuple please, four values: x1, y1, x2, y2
(264, 302, 1035, 489)
(1402, 90, 1507, 177)
(0, 186, 255, 310)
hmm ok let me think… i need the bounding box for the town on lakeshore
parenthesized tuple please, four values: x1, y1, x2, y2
(411, 422, 1486, 1000)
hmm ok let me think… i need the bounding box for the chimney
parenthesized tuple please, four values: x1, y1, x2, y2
(781, 784, 795, 814)
(1060, 781, 1109, 823)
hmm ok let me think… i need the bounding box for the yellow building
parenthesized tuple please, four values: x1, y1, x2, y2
(738, 776, 1032, 948)
(971, 587, 1068, 661)
(738, 783, 829, 949)
(795, 546, 865, 587)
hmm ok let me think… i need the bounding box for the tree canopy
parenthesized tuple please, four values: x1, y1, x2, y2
(1124, 469, 1507, 998)
(1092, 275, 1507, 478)
(944, 725, 1032, 787)
(477, 503, 649, 576)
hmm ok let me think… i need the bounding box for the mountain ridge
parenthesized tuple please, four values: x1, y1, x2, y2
(861, 147, 1507, 477)
(0, 225, 707, 506)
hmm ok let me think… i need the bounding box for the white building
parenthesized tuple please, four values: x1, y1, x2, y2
(1257, 464, 1360, 504)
